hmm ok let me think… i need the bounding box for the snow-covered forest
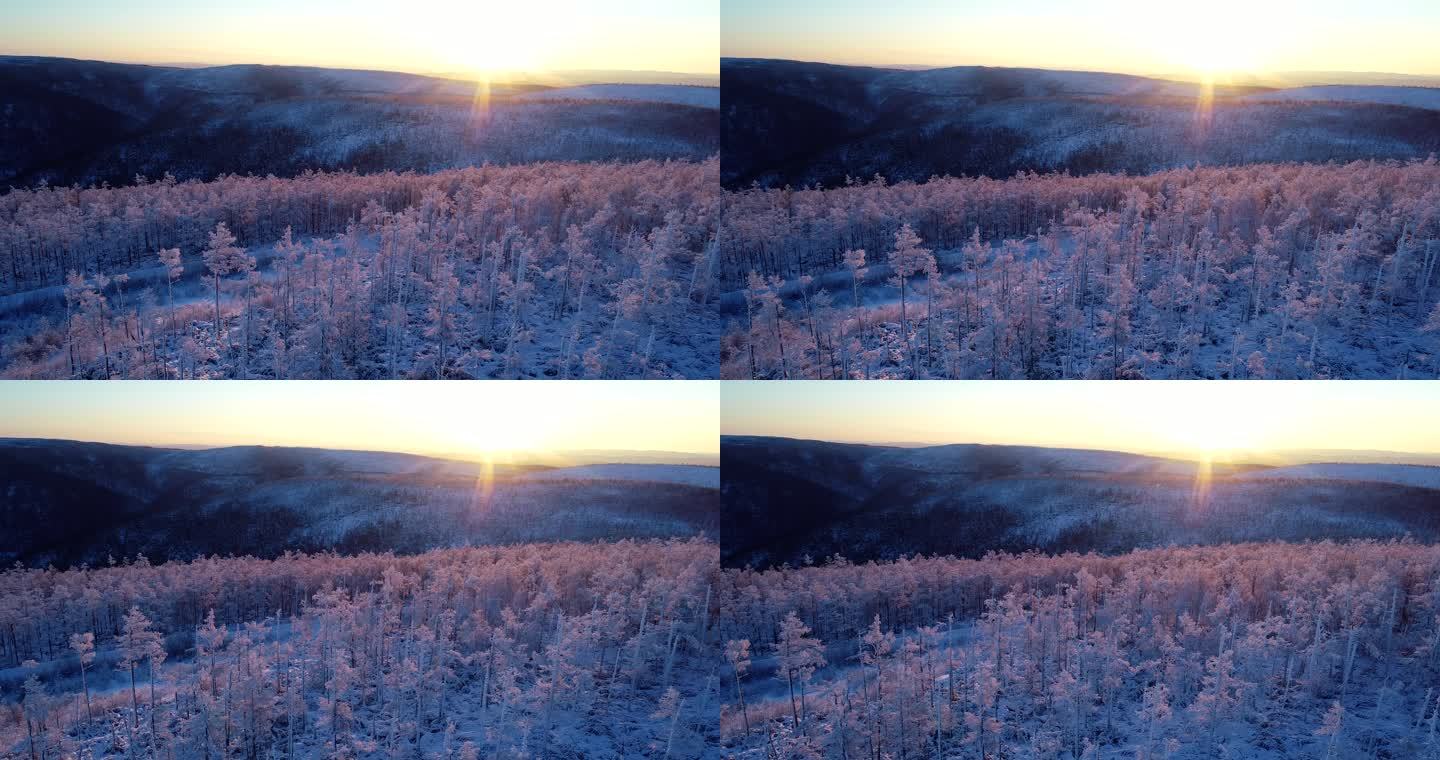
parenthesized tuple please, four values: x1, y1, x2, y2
(718, 540, 1440, 759)
(719, 59, 1440, 190)
(0, 439, 720, 568)
(0, 158, 719, 379)
(720, 160, 1440, 379)
(1, 538, 720, 759)
(720, 436, 1440, 569)
(0, 57, 718, 190)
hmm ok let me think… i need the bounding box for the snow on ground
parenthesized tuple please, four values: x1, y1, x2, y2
(1029, 448, 1199, 475)
(522, 463, 720, 489)
(0, 231, 367, 322)
(1243, 85, 1440, 111)
(151, 446, 443, 476)
(866, 443, 1194, 477)
(519, 84, 719, 108)
(148, 64, 482, 99)
(1238, 462, 1440, 490)
(739, 620, 981, 703)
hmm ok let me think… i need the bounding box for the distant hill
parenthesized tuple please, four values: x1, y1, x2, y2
(1243, 85, 1440, 111)
(519, 83, 719, 108)
(721, 436, 1440, 568)
(1236, 462, 1440, 490)
(0, 438, 718, 567)
(0, 56, 718, 188)
(721, 58, 1440, 188)
(521, 463, 720, 488)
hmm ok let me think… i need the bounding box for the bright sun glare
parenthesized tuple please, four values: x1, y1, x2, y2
(1146, 1, 1276, 79)
(459, 422, 543, 456)
(1174, 30, 1258, 77)
(440, 4, 546, 75)
(1168, 407, 1263, 459)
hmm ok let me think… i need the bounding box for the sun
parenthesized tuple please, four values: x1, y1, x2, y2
(435, 3, 547, 76)
(1139, 0, 1282, 80)
(1169, 408, 1262, 460)
(458, 421, 545, 457)
(1180, 424, 1248, 458)
(1172, 25, 1261, 77)
(460, 34, 540, 75)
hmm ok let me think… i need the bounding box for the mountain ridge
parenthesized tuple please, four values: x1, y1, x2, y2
(0, 56, 718, 188)
(721, 58, 1440, 188)
(722, 436, 1440, 568)
(0, 438, 718, 567)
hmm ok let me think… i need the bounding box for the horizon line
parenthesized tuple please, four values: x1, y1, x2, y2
(1, 52, 722, 81)
(719, 56, 1440, 85)
(720, 433, 1440, 465)
(0, 436, 720, 464)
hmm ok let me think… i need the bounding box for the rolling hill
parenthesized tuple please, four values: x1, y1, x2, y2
(721, 58, 1440, 188)
(1243, 84, 1440, 111)
(0, 438, 718, 567)
(721, 436, 1440, 568)
(0, 55, 718, 188)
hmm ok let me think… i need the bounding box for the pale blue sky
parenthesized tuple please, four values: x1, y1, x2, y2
(1, 0, 719, 74)
(723, 0, 1440, 77)
(722, 381, 1440, 458)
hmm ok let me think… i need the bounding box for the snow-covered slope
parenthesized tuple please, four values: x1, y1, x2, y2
(519, 83, 719, 108)
(1243, 85, 1440, 111)
(1239, 463, 1440, 490)
(723, 436, 1440, 569)
(0, 439, 718, 566)
(1, 56, 719, 189)
(149, 446, 473, 476)
(722, 58, 1440, 190)
(147, 64, 483, 98)
(882, 66, 1211, 99)
(866, 443, 1208, 478)
(523, 463, 719, 489)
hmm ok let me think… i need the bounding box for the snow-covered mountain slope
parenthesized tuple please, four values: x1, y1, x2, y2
(0, 439, 717, 568)
(875, 66, 1222, 99)
(722, 57, 1440, 189)
(0, 56, 718, 188)
(145, 64, 492, 99)
(523, 463, 720, 488)
(1239, 462, 1440, 490)
(1243, 85, 1440, 111)
(723, 436, 1440, 569)
(148, 445, 478, 476)
(866, 443, 1210, 478)
(520, 83, 719, 108)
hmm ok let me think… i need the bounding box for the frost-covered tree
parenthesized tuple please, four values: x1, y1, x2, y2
(200, 222, 252, 346)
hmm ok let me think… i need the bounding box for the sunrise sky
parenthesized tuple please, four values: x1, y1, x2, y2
(723, 0, 1440, 79)
(722, 381, 1440, 461)
(1, 0, 719, 76)
(0, 381, 719, 461)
